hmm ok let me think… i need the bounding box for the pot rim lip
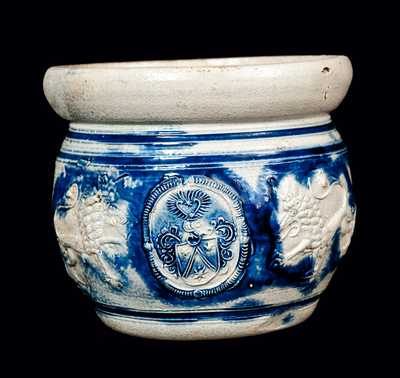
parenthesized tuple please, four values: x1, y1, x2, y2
(48, 55, 344, 70)
(44, 55, 353, 124)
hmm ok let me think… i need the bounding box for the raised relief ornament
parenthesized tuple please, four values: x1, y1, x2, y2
(271, 170, 355, 279)
(143, 174, 250, 297)
(54, 175, 129, 289)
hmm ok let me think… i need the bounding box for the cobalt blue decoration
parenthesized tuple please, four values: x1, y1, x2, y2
(45, 56, 356, 339)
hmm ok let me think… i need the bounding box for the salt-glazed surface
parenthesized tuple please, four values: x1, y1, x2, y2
(44, 55, 356, 340)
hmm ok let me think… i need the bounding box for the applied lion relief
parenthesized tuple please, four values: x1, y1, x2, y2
(54, 175, 129, 289)
(143, 174, 251, 297)
(270, 170, 356, 280)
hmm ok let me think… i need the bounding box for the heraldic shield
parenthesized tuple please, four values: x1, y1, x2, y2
(143, 174, 251, 297)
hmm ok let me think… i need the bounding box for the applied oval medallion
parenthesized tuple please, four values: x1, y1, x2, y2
(143, 174, 251, 297)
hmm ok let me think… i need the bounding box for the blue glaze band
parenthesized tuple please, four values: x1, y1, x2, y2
(67, 123, 335, 143)
(59, 142, 346, 166)
(96, 295, 319, 322)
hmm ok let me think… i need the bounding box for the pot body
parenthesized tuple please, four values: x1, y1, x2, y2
(52, 118, 355, 340)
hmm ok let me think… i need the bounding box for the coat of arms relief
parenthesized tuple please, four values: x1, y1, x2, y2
(143, 174, 251, 297)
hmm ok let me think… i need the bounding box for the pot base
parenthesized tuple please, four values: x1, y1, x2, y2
(96, 299, 319, 340)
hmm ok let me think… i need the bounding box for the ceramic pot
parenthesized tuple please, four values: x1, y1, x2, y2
(44, 56, 356, 340)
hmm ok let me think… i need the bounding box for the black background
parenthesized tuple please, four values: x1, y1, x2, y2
(7, 7, 393, 373)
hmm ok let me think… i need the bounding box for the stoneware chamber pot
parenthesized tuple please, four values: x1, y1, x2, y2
(44, 55, 356, 340)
